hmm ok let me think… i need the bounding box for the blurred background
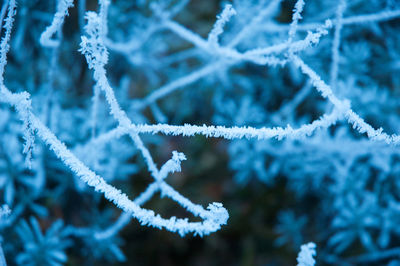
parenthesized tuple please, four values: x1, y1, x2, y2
(1, 0, 400, 265)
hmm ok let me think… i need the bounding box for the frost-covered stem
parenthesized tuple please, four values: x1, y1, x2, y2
(165, 12, 288, 65)
(345, 110, 399, 143)
(163, 20, 209, 50)
(79, 182, 159, 241)
(0, 0, 15, 85)
(2, 89, 142, 218)
(78, 106, 345, 150)
(166, 17, 328, 62)
(258, 9, 400, 33)
(168, 0, 190, 18)
(94, 212, 131, 240)
(131, 133, 159, 178)
(150, 103, 167, 123)
(149, 18, 331, 110)
(159, 182, 212, 219)
(1, 85, 228, 236)
(126, 108, 343, 140)
(105, 24, 161, 53)
(0, 0, 9, 31)
(39, 0, 74, 47)
(293, 56, 400, 143)
(247, 20, 332, 57)
(99, 0, 109, 37)
(137, 61, 226, 109)
(74, 126, 125, 153)
(271, 81, 312, 123)
(98, 71, 159, 177)
(129, 52, 284, 109)
(297, 242, 316, 266)
(341, 9, 400, 25)
(134, 182, 160, 205)
(157, 151, 186, 181)
(207, 4, 236, 47)
(142, 17, 332, 109)
(227, 0, 282, 48)
(94, 183, 159, 240)
(164, 19, 256, 62)
(163, 20, 245, 59)
(329, 0, 346, 89)
(288, 0, 305, 44)
(292, 56, 345, 108)
(80, 11, 159, 178)
(0, 3, 228, 237)
(95, 165, 194, 239)
(79, 12, 229, 236)
(98, 78, 159, 176)
(0, 0, 34, 167)
(76, 106, 342, 150)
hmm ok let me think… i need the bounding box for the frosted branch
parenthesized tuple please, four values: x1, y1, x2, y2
(207, 4, 236, 47)
(288, 0, 305, 44)
(39, 0, 74, 47)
